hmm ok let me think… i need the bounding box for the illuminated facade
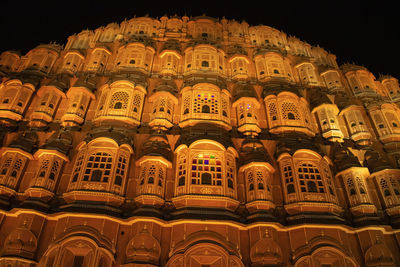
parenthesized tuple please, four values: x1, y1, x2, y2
(0, 14, 400, 266)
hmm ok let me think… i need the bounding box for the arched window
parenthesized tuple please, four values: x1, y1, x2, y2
(137, 160, 167, 198)
(180, 85, 231, 130)
(202, 105, 210, 113)
(94, 82, 146, 125)
(67, 139, 132, 199)
(91, 169, 102, 181)
(248, 172, 254, 191)
(175, 140, 237, 201)
(0, 152, 29, 190)
(201, 173, 212, 185)
(114, 102, 122, 109)
(307, 181, 317, 192)
(109, 91, 129, 110)
(282, 102, 300, 121)
(244, 164, 273, 203)
(287, 184, 295, 194)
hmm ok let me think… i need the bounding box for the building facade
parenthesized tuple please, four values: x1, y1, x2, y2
(0, 14, 399, 266)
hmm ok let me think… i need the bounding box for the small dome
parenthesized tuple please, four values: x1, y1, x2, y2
(175, 125, 233, 150)
(262, 82, 300, 99)
(85, 126, 134, 148)
(34, 43, 63, 53)
(309, 90, 332, 110)
(42, 130, 73, 156)
(109, 72, 147, 88)
(363, 150, 393, 174)
(275, 137, 322, 158)
(250, 230, 282, 265)
(227, 44, 248, 56)
(240, 139, 273, 166)
(335, 93, 365, 111)
(331, 144, 361, 173)
(161, 39, 181, 53)
(364, 239, 394, 266)
(47, 73, 70, 92)
(9, 131, 38, 154)
(340, 63, 368, 74)
(141, 134, 172, 162)
(125, 227, 161, 264)
(153, 82, 178, 95)
(73, 75, 99, 92)
(2, 227, 37, 259)
(233, 83, 257, 102)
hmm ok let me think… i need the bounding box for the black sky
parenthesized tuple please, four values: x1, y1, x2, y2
(1, 1, 399, 78)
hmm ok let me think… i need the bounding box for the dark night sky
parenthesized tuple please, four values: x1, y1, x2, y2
(1, 1, 399, 78)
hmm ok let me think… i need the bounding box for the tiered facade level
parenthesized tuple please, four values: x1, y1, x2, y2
(0, 15, 399, 266)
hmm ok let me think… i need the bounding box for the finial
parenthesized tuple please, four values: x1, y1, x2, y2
(375, 233, 382, 244)
(265, 228, 270, 238)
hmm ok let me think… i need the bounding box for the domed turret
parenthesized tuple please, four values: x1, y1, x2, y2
(232, 83, 261, 136)
(331, 144, 379, 225)
(148, 82, 178, 130)
(364, 150, 400, 227)
(1, 224, 37, 260)
(250, 229, 282, 266)
(134, 134, 172, 209)
(125, 225, 161, 265)
(23, 130, 72, 208)
(239, 139, 275, 218)
(310, 90, 344, 142)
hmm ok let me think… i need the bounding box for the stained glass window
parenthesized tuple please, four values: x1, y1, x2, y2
(193, 93, 219, 114)
(191, 154, 222, 186)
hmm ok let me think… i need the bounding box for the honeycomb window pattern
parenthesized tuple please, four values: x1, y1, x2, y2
(38, 159, 50, 178)
(182, 94, 191, 115)
(281, 102, 300, 120)
(139, 166, 147, 185)
(268, 102, 278, 121)
(132, 93, 143, 113)
(356, 177, 367, 194)
(49, 160, 60, 180)
(256, 171, 267, 191)
(347, 177, 356, 196)
(109, 91, 129, 110)
(380, 178, 391, 196)
(0, 155, 13, 177)
(247, 172, 254, 191)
